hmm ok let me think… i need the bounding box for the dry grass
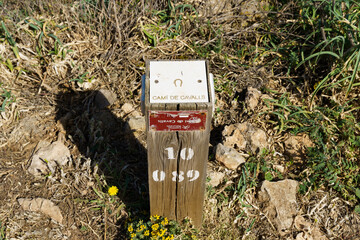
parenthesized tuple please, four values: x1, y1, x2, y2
(0, 0, 359, 239)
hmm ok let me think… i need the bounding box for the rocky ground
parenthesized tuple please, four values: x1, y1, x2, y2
(0, 0, 359, 239)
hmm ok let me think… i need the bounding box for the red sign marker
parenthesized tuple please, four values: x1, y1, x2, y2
(149, 110, 207, 131)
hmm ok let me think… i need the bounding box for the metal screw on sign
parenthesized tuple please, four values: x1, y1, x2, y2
(141, 60, 215, 227)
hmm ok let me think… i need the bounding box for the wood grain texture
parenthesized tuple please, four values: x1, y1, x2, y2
(176, 103, 211, 227)
(147, 130, 178, 219)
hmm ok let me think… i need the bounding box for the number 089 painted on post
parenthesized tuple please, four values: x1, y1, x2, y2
(152, 147, 200, 182)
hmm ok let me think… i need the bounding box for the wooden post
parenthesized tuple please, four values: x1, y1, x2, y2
(143, 60, 214, 227)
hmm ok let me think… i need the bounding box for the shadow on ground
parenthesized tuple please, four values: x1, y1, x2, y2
(55, 87, 149, 237)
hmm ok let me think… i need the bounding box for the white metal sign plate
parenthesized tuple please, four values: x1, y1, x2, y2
(149, 60, 209, 103)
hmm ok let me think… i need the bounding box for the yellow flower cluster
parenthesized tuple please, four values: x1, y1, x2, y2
(108, 186, 118, 196)
(128, 215, 174, 240)
(151, 223, 159, 231)
(150, 214, 160, 221)
(163, 235, 174, 240)
(137, 224, 146, 232)
(161, 218, 168, 226)
(158, 229, 166, 237)
(149, 234, 174, 240)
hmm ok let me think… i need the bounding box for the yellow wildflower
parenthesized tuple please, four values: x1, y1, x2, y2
(158, 229, 166, 237)
(144, 230, 150, 236)
(131, 233, 136, 238)
(151, 223, 159, 231)
(128, 225, 133, 233)
(165, 234, 174, 240)
(161, 217, 168, 226)
(108, 186, 118, 196)
(137, 224, 146, 232)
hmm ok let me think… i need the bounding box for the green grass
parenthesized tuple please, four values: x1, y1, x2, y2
(298, 105, 360, 204)
(0, 21, 19, 60)
(295, 0, 360, 103)
(262, 90, 360, 210)
(0, 83, 16, 112)
(256, 0, 360, 212)
(141, 0, 198, 46)
(70, 72, 94, 84)
(0, 221, 6, 240)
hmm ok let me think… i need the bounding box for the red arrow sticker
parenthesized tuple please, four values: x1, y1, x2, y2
(149, 110, 207, 131)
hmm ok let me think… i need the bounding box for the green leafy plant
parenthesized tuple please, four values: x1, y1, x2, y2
(2, 59, 14, 72)
(0, 221, 6, 240)
(0, 21, 19, 59)
(295, 0, 360, 104)
(213, 74, 237, 97)
(70, 72, 95, 84)
(260, 91, 310, 135)
(224, 149, 283, 205)
(263, 90, 360, 209)
(23, 18, 70, 60)
(142, 0, 197, 46)
(272, 2, 360, 209)
(0, 84, 16, 112)
(156, 0, 197, 38)
(193, 22, 223, 58)
(298, 106, 360, 204)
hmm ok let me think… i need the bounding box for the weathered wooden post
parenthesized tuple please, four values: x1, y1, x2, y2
(143, 60, 214, 227)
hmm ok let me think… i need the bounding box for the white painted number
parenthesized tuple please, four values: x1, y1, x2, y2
(187, 170, 200, 182)
(172, 171, 184, 182)
(180, 148, 194, 160)
(152, 170, 166, 182)
(165, 147, 194, 161)
(152, 147, 199, 182)
(165, 147, 175, 160)
(152, 170, 200, 182)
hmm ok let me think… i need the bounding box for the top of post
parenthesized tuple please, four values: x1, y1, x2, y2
(149, 60, 209, 104)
